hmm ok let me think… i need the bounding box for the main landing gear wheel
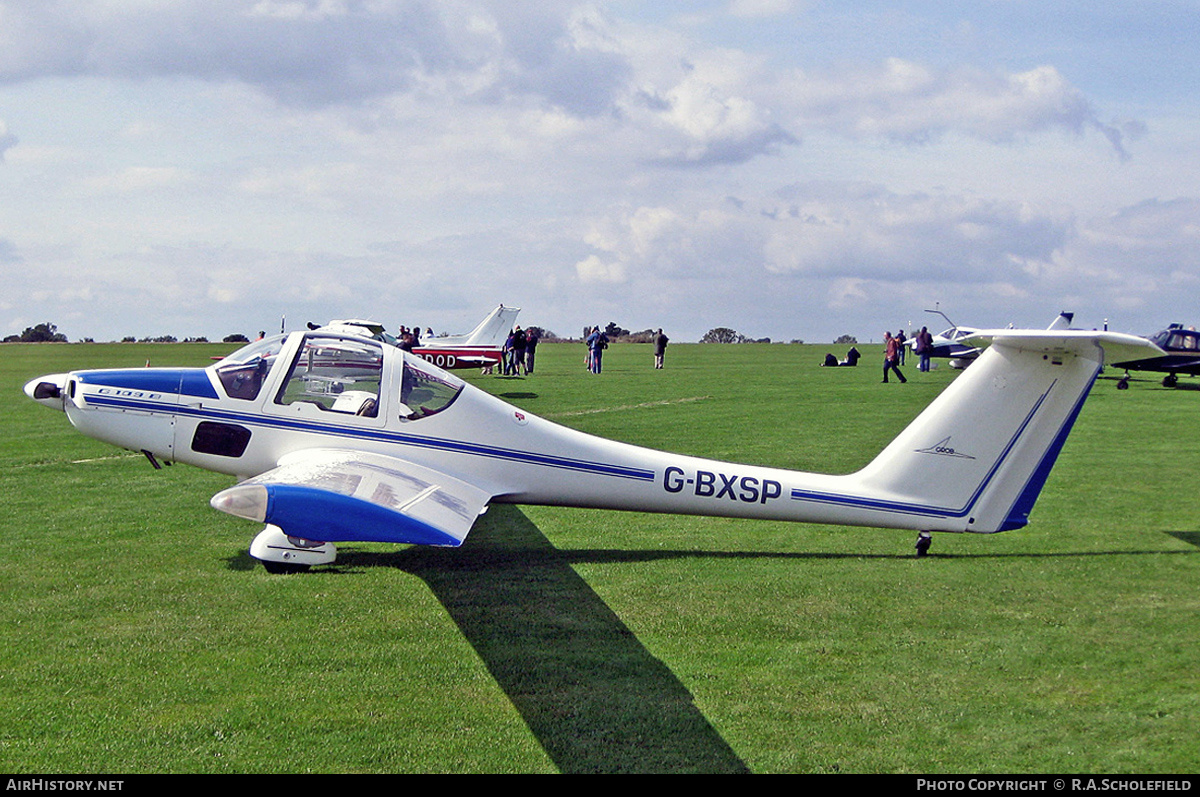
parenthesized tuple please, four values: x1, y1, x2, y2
(250, 525, 337, 573)
(261, 560, 311, 575)
(915, 531, 932, 557)
(1163, 373, 1178, 388)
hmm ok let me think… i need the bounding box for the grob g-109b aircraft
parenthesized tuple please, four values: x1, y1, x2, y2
(24, 325, 1158, 571)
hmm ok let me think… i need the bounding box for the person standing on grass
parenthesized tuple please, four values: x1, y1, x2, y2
(512, 325, 527, 375)
(653, 328, 668, 369)
(915, 326, 931, 372)
(883, 331, 907, 383)
(524, 328, 539, 374)
(586, 326, 608, 373)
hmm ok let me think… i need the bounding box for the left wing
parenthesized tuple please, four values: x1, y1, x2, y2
(210, 449, 493, 547)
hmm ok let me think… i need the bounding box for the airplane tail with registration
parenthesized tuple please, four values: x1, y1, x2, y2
(822, 329, 1158, 533)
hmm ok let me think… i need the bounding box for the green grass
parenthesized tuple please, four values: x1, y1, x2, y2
(1, 340, 1197, 773)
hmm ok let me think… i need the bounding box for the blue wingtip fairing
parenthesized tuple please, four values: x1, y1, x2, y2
(263, 484, 464, 547)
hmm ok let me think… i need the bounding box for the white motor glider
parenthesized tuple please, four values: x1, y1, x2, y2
(24, 326, 1159, 571)
(317, 304, 521, 371)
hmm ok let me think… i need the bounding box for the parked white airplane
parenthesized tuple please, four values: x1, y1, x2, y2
(317, 304, 521, 370)
(914, 310, 1075, 369)
(24, 325, 1157, 571)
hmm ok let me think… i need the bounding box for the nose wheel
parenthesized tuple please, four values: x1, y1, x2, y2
(915, 531, 932, 557)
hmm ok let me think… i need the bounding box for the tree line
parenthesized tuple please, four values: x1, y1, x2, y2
(6, 320, 854, 346)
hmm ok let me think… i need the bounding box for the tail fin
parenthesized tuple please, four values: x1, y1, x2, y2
(437, 305, 522, 348)
(1046, 312, 1074, 330)
(849, 330, 1159, 533)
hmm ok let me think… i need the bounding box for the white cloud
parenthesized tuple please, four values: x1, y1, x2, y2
(0, 2, 1194, 344)
(575, 253, 626, 283)
(80, 165, 192, 194)
(728, 0, 801, 18)
(780, 59, 1134, 158)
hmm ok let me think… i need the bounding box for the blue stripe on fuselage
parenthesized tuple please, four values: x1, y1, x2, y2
(82, 393, 655, 482)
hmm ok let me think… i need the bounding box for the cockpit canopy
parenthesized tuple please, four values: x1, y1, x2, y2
(213, 332, 463, 421)
(1151, 325, 1200, 352)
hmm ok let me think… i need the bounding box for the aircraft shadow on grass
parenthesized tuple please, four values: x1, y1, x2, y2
(334, 504, 752, 775)
(317, 513, 1198, 774)
(218, 500, 1200, 774)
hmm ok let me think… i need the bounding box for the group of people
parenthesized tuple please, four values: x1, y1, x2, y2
(881, 326, 936, 383)
(582, 326, 669, 373)
(395, 324, 432, 352)
(501, 326, 539, 375)
(495, 323, 671, 376)
(584, 326, 609, 373)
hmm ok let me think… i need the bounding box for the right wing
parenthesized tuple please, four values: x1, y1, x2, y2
(210, 449, 493, 547)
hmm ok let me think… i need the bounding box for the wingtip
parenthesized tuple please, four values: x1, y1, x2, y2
(211, 484, 269, 522)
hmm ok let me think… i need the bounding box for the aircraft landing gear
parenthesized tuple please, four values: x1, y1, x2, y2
(1117, 376, 1129, 389)
(250, 524, 336, 573)
(1163, 373, 1178, 388)
(915, 531, 932, 558)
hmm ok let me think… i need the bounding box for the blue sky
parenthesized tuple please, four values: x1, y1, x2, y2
(1, 1, 1197, 343)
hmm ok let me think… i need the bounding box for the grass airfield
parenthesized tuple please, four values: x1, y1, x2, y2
(1, 339, 1197, 774)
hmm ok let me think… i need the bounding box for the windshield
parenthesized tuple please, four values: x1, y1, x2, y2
(1164, 330, 1200, 351)
(215, 335, 287, 400)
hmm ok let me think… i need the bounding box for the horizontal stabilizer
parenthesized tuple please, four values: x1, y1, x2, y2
(210, 449, 492, 546)
(964, 328, 1162, 367)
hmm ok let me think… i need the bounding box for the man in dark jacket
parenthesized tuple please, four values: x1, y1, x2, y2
(653, 328, 669, 369)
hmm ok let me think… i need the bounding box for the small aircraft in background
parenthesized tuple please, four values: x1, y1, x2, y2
(913, 310, 1075, 369)
(1110, 323, 1200, 388)
(912, 308, 985, 369)
(24, 321, 1159, 571)
(317, 304, 521, 371)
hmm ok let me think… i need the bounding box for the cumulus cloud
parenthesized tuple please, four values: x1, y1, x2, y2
(782, 59, 1135, 159)
(577, 184, 1073, 291)
(0, 1, 1181, 344)
(79, 166, 192, 194)
(1038, 198, 1200, 315)
(728, 0, 801, 18)
(574, 253, 626, 283)
(0, 3, 1134, 165)
(0, 1, 633, 114)
(643, 69, 797, 166)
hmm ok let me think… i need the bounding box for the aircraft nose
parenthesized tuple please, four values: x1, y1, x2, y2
(23, 373, 69, 409)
